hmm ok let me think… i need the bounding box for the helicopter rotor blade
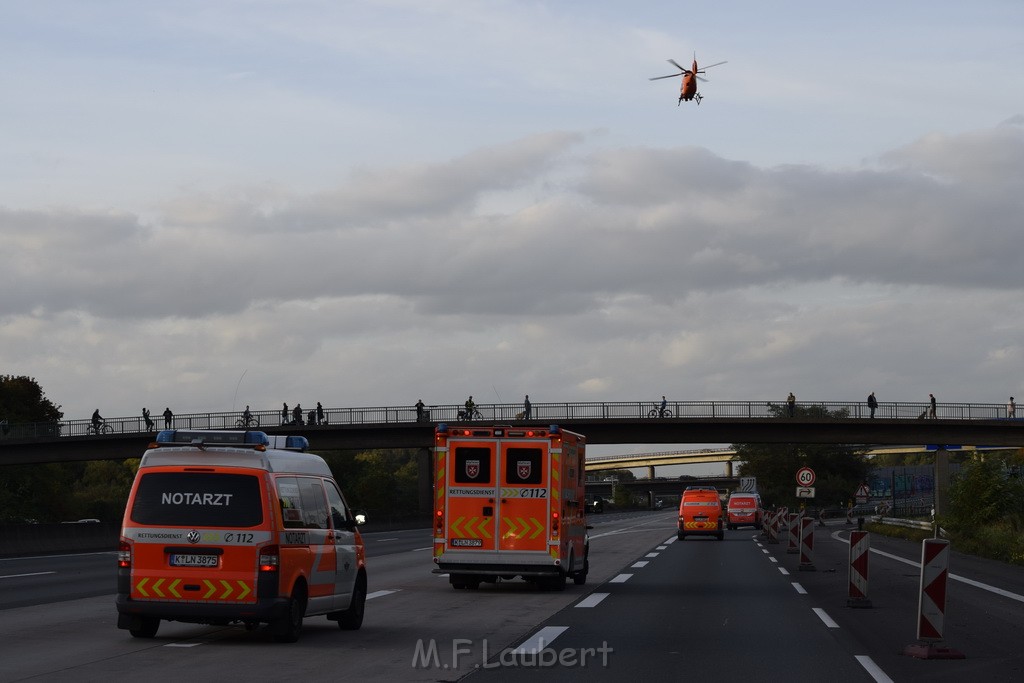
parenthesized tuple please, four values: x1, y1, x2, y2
(667, 58, 687, 72)
(649, 72, 684, 81)
(696, 75, 709, 83)
(697, 60, 728, 71)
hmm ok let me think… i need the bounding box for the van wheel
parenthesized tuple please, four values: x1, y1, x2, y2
(129, 617, 160, 639)
(272, 588, 306, 643)
(573, 552, 589, 586)
(677, 532, 685, 540)
(337, 574, 366, 630)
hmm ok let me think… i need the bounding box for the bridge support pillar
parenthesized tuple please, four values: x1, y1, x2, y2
(647, 465, 656, 480)
(933, 447, 950, 517)
(418, 447, 433, 515)
(725, 460, 733, 478)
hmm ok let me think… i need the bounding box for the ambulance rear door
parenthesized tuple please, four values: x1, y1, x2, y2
(497, 440, 549, 553)
(445, 440, 499, 552)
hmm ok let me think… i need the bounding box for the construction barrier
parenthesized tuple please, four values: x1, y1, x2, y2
(798, 516, 815, 571)
(846, 530, 872, 608)
(903, 538, 965, 659)
(787, 513, 799, 554)
(766, 510, 779, 544)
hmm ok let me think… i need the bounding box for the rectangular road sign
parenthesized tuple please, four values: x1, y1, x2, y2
(796, 487, 816, 498)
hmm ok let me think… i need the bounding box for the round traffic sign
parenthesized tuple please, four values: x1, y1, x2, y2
(796, 467, 816, 487)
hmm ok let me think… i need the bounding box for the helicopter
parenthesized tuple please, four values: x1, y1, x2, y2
(649, 56, 727, 105)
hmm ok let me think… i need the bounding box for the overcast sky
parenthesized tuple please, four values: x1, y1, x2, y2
(2, 1, 1022, 464)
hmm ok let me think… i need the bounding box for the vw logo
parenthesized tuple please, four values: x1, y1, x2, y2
(186, 529, 201, 544)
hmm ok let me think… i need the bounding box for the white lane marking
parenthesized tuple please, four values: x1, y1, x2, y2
(645, 552, 659, 558)
(833, 530, 1024, 604)
(663, 536, 677, 544)
(656, 545, 668, 550)
(609, 574, 632, 583)
(576, 593, 610, 608)
(373, 537, 399, 542)
(631, 561, 649, 568)
(761, 549, 769, 554)
(512, 626, 569, 654)
(813, 607, 840, 628)
(411, 546, 433, 552)
(792, 582, 807, 595)
(855, 655, 895, 683)
(778, 567, 790, 576)
(367, 589, 399, 600)
(589, 518, 677, 540)
(0, 571, 56, 579)
(768, 556, 778, 563)
(166, 643, 202, 648)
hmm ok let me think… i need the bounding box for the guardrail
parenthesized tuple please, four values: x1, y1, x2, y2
(1, 399, 1019, 442)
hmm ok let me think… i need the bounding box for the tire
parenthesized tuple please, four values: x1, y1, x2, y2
(648, 409, 659, 418)
(128, 617, 160, 638)
(663, 409, 673, 418)
(677, 531, 685, 540)
(272, 589, 306, 643)
(336, 575, 366, 630)
(235, 418, 246, 428)
(573, 550, 589, 586)
(101, 424, 113, 434)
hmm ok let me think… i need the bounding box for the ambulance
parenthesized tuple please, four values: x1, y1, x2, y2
(432, 424, 588, 590)
(677, 486, 725, 540)
(116, 429, 367, 643)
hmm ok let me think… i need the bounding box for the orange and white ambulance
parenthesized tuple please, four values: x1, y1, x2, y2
(116, 429, 367, 643)
(432, 424, 588, 590)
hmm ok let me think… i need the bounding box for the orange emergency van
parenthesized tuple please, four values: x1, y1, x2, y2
(116, 430, 367, 643)
(432, 424, 588, 590)
(677, 486, 724, 540)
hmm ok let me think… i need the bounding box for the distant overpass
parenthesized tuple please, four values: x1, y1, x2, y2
(1, 399, 1022, 465)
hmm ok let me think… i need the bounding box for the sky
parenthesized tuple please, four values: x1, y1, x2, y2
(2, 1, 1023, 465)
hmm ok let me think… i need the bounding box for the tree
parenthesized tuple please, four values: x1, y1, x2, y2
(0, 375, 63, 424)
(733, 403, 870, 509)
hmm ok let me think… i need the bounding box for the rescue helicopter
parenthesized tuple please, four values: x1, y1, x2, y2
(649, 55, 727, 105)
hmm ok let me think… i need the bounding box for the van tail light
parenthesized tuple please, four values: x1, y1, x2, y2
(118, 540, 132, 569)
(551, 511, 559, 539)
(258, 545, 280, 572)
(434, 508, 444, 537)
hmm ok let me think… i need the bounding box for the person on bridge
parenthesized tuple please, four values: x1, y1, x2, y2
(659, 395, 668, 418)
(464, 396, 476, 420)
(523, 395, 532, 420)
(142, 407, 154, 431)
(928, 393, 937, 419)
(163, 407, 173, 428)
(787, 392, 796, 417)
(416, 399, 426, 422)
(316, 401, 325, 425)
(281, 402, 289, 425)
(91, 409, 103, 431)
(867, 392, 878, 418)
(293, 403, 303, 425)
(1009, 397, 1016, 419)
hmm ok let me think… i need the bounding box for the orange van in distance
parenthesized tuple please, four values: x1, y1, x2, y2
(677, 486, 724, 540)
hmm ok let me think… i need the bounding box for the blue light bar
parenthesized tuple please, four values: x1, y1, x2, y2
(436, 423, 448, 433)
(154, 429, 269, 447)
(549, 425, 560, 434)
(284, 435, 309, 452)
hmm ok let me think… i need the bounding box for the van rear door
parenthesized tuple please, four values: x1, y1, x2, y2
(497, 442, 549, 552)
(446, 441, 498, 551)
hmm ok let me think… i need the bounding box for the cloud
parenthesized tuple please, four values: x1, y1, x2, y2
(2, 122, 1023, 418)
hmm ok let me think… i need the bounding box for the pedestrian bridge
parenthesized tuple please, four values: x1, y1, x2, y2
(2, 399, 1021, 466)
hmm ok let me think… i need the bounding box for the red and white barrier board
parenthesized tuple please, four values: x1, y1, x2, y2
(846, 530, 871, 607)
(798, 516, 815, 571)
(903, 538, 965, 659)
(787, 513, 799, 554)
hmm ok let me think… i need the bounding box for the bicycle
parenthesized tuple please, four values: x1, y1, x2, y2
(647, 406, 673, 418)
(87, 421, 113, 435)
(235, 414, 260, 428)
(457, 409, 484, 421)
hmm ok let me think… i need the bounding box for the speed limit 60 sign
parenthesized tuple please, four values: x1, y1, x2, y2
(796, 467, 816, 487)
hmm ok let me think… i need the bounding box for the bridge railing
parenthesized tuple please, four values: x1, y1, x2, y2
(0, 399, 1017, 442)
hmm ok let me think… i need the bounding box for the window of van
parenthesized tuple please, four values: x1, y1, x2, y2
(130, 472, 263, 527)
(276, 477, 330, 529)
(325, 480, 349, 528)
(454, 447, 492, 484)
(505, 447, 543, 485)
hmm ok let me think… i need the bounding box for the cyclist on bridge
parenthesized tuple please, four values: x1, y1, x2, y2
(91, 409, 104, 431)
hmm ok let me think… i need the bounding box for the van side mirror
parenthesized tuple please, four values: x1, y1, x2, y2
(354, 511, 368, 526)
